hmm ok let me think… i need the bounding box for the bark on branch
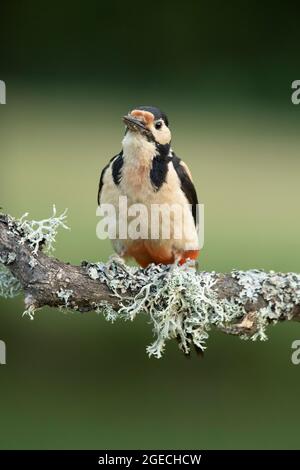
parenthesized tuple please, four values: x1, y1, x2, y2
(1, 212, 300, 356)
(0, 214, 120, 312)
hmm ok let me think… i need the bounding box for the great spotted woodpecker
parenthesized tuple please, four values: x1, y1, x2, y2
(98, 106, 200, 268)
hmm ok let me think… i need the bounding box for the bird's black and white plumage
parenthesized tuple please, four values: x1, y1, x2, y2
(98, 106, 199, 267)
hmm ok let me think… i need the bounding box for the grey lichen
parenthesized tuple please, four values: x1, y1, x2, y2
(28, 256, 38, 268)
(57, 288, 74, 308)
(0, 266, 21, 298)
(86, 259, 239, 357)
(22, 305, 36, 321)
(234, 270, 300, 340)
(0, 206, 69, 299)
(17, 205, 69, 253)
(85, 259, 300, 358)
(0, 251, 16, 265)
(94, 301, 119, 323)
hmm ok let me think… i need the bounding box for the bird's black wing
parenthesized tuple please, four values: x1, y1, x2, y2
(172, 153, 198, 226)
(97, 152, 123, 205)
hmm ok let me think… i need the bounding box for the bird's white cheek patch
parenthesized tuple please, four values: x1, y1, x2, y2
(151, 125, 171, 145)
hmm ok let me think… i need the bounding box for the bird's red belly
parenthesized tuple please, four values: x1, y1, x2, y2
(126, 241, 199, 268)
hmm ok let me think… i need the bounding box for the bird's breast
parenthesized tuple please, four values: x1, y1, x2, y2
(121, 135, 157, 200)
(121, 159, 152, 197)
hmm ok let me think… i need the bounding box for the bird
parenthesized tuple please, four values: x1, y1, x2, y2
(97, 106, 200, 268)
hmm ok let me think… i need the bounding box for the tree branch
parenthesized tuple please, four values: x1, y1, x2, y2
(0, 214, 120, 312)
(1, 212, 300, 357)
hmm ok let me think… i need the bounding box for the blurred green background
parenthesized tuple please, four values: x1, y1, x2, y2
(1, 0, 300, 450)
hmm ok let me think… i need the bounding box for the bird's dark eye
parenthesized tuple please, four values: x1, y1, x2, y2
(155, 121, 163, 130)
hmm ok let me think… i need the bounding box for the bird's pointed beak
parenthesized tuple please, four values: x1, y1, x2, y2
(122, 114, 147, 132)
(122, 110, 154, 137)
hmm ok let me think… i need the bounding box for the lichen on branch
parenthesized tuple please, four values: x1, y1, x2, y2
(0, 265, 21, 298)
(84, 259, 300, 357)
(0, 208, 300, 358)
(17, 205, 69, 253)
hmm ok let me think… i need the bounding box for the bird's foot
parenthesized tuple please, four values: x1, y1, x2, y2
(108, 253, 126, 266)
